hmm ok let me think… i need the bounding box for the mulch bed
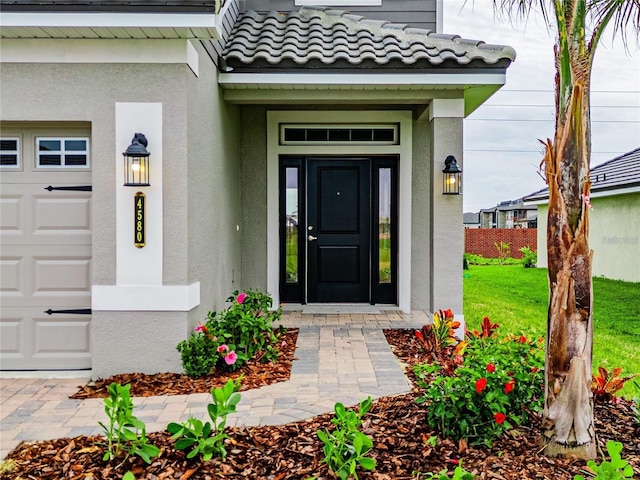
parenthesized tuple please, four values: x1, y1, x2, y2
(2, 329, 638, 480)
(71, 328, 299, 399)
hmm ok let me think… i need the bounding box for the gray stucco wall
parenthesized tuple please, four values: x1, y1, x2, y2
(411, 118, 431, 310)
(0, 62, 189, 286)
(238, 106, 269, 291)
(186, 41, 242, 326)
(0, 49, 243, 377)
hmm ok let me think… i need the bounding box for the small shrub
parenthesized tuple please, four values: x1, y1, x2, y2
(205, 290, 283, 369)
(467, 316, 499, 339)
(591, 366, 638, 403)
(97, 383, 160, 466)
(176, 326, 221, 378)
(177, 289, 282, 377)
(494, 242, 511, 265)
(167, 378, 241, 461)
(317, 397, 376, 480)
(415, 323, 544, 447)
(574, 440, 634, 479)
(414, 462, 475, 479)
(519, 246, 537, 268)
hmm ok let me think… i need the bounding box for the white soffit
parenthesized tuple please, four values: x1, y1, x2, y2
(219, 73, 505, 115)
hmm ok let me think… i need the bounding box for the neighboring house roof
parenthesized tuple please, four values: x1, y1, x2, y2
(463, 212, 480, 224)
(480, 198, 537, 213)
(221, 7, 515, 72)
(524, 147, 640, 203)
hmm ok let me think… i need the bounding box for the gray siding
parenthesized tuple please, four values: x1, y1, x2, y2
(240, 0, 437, 30)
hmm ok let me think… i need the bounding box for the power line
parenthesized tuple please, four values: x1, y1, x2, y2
(467, 117, 640, 123)
(498, 89, 640, 94)
(464, 149, 629, 153)
(480, 104, 639, 108)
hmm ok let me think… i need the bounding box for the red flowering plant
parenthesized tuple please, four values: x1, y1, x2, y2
(415, 318, 544, 447)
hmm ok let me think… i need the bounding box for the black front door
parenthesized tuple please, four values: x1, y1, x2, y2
(307, 159, 370, 303)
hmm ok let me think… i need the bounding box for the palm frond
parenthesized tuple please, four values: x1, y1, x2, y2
(588, 0, 640, 49)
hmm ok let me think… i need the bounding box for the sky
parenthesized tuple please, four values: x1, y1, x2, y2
(443, 1, 640, 213)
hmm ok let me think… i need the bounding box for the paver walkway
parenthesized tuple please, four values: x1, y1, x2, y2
(0, 310, 429, 460)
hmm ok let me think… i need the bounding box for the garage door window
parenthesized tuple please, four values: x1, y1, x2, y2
(36, 137, 90, 168)
(0, 138, 20, 168)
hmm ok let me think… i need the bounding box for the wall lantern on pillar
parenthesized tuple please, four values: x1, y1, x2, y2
(123, 133, 150, 187)
(442, 155, 462, 195)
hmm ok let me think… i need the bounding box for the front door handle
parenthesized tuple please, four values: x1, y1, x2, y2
(308, 235, 318, 241)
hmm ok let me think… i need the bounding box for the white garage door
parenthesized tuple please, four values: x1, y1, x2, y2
(1, 128, 92, 370)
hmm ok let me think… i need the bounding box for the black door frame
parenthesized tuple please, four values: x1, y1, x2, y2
(278, 155, 398, 305)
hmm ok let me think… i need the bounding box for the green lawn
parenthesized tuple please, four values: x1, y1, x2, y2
(463, 265, 640, 397)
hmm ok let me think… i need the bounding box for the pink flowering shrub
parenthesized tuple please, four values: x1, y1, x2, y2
(177, 289, 281, 377)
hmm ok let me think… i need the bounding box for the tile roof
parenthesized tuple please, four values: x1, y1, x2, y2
(524, 147, 640, 202)
(222, 7, 516, 72)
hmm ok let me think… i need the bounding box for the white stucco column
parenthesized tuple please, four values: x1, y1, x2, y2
(92, 102, 199, 311)
(429, 99, 464, 317)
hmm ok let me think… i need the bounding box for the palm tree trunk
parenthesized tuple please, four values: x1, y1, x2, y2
(541, 78, 596, 459)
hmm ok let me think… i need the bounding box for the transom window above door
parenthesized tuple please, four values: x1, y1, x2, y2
(36, 137, 90, 168)
(280, 124, 398, 145)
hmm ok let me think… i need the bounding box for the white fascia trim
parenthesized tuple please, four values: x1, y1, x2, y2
(219, 73, 507, 87)
(0, 39, 198, 71)
(0, 12, 217, 29)
(92, 283, 201, 311)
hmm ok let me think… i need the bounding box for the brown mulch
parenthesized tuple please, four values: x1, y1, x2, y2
(71, 328, 299, 399)
(2, 329, 639, 480)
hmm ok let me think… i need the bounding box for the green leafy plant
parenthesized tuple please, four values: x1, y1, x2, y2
(574, 440, 634, 479)
(97, 383, 160, 466)
(177, 289, 281, 377)
(415, 322, 544, 447)
(494, 241, 511, 265)
(123, 472, 136, 480)
(413, 462, 475, 479)
(317, 397, 376, 480)
(591, 366, 638, 403)
(176, 324, 221, 378)
(205, 290, 283, 370)
(167, 378, 241, 461)
(519, 246, 537, 268)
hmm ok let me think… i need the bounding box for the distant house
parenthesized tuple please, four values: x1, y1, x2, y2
(463, 212, 480, 229)
(524, 148, 640, 283)
(479, 198, 537, 228)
